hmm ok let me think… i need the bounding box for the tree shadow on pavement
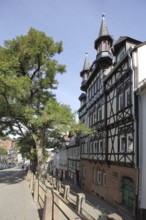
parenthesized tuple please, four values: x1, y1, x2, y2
(38, 208, 43, 220)
(0, 169, 26, 184)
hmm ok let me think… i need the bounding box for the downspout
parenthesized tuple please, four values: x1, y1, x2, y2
(128, 49, 140, 219)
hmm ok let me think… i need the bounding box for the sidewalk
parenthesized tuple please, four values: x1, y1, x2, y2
(62, 179, 133, 220)
(0, 168, 40, 220)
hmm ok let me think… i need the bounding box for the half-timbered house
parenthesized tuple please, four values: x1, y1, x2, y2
(67, 135, 80, 186)
(78, 14, 146, 219)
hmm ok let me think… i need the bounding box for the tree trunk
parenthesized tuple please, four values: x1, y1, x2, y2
(32, 134, 45, 177)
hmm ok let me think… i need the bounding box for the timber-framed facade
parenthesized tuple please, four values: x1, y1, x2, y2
(77, 15, 146, 219)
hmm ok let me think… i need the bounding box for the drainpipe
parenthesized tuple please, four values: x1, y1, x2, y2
(128, 49, 140, 219)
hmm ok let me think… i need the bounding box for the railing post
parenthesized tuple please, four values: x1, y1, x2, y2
(56, 180, 61, 192)
(52, 178, 56, 189)
(34, 179, 39, 202)
(63, 185, 70, 200)
(76, 193, 85, 215)
(42, 190, 53, 220)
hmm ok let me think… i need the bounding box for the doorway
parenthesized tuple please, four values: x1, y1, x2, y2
(121, 177, 134, 211)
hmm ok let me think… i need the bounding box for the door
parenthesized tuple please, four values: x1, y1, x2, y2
(121, 177, 134, 211)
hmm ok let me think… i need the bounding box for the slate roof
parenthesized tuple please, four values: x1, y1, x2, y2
(98, 14, 110, 38)
(83, 53, 90, 71)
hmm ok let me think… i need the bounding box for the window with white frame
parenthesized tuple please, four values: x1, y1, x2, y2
(125, 88, 131, 107)
(98, 107, 102, 121)
(118, 93, 124, 111)
(93, 111, 97, 124)
(93, 141, 98, 153)
(96, 77, 100, 90)
(97, 170, 102, 184)
(89, 142, 93, 153)
(103, 172, 106, 186)
(127, 134, 133, 152)
(120, 135, 126, 152)
(84, 143, 87, 153)
(99, 140, 103, 153)
(77, 162, 80, 170)
(120, 134, 133, 152)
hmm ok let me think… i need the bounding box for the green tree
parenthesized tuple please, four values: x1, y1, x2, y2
(0, 28, 90, 175)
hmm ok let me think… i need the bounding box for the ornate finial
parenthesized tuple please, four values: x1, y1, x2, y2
(85, 52, 88, 56)
(102, 13, 105, 19)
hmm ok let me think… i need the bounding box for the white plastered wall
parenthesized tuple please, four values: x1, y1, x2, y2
(137, 45, 146, 83)
(139, 90, 146, 208)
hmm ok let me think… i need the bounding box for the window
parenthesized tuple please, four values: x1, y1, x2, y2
(96, 77, 100, 90)
(119, 134, 133, 152)
(102, 41, 106, 51)
(99, 140, 103, 153)
(125, 88, 130, 106)
(117, 48, 125, 62)
(93, 111, 97, 124)
(93, 168, 96, 183)
(89, 114, 93, 126)
(89, 142, 93, 153)
(98, 107, 102, 121)
(127, 134, 133, 152)
(118, 93, 124, 111)
(120, 135, 126, 152)
(97, 170, 102, 184)
(103, 172, 106, 186)
(93, 141, 98, 153)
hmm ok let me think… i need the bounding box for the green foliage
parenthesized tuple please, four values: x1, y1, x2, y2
(0, 28, 66, 136)
(0, 28, 91, 174)
(0, 147, 7, 155)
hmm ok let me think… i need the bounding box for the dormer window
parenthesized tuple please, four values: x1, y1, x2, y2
(117, 48, 125, 62)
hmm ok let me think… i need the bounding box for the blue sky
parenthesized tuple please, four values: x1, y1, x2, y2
(0, 0, 146, 112)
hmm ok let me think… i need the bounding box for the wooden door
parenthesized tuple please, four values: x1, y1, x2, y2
(121, 177, 134, 211)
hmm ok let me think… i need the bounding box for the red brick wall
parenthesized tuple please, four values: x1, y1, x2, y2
(80, 160, 137, 208)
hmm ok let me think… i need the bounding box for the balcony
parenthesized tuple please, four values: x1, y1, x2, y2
(96, 51, 113, 64)
(80, 80, 87, 91)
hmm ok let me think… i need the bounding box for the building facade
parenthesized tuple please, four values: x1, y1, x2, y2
(67, 135, 80, 186)
(78, 14, 146, 219)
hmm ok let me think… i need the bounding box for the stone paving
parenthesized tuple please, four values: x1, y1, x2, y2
(0, 168, 39, 220)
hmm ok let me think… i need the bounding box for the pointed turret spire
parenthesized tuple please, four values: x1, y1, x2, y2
(83, 52, 90, 71)
(94, 14, 113, 50)
(98, 13, 110, 38)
